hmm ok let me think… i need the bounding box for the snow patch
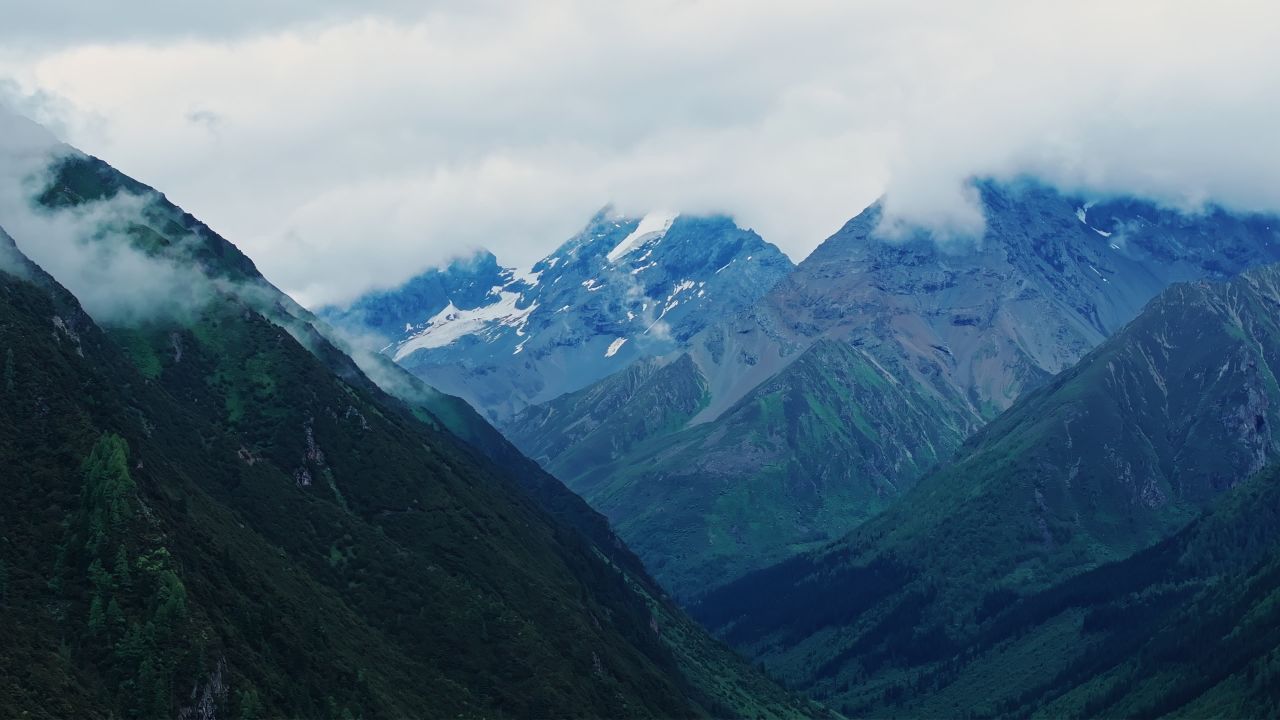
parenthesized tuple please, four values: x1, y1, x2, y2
(395, 293, 537, 359)
(509, 266, 542, 287)
(1076, 204, 1112, 237)
(606, 211, 677, 263)
(668, 279, 695, 300)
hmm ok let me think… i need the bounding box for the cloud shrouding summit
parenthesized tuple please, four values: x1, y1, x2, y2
(0, 0, 1276, 305)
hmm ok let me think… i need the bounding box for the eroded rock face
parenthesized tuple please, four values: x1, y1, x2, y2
(178, 658, 227, 720)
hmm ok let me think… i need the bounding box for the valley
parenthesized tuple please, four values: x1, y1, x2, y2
(2, 6, 1276, 715)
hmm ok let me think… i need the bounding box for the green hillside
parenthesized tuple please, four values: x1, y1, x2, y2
(695, 266, 1280, 715)
(510, 340, 969, 601)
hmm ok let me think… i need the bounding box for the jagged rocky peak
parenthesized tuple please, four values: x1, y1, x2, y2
(327, 205, 794, 420)
(707, 178, 1280, 424)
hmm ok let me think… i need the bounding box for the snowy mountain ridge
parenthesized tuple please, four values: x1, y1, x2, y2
(323, 207, 794, 420)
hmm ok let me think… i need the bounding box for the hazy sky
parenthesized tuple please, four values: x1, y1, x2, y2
(0, 0, 1277, 306)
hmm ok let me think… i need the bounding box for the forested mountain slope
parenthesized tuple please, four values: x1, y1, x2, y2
(695, 264, 1280, 715)
(0, 143, 816, 718)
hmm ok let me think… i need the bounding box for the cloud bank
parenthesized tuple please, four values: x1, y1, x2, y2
(0, 108, 222, 324)
(1, 1, 1276, 306)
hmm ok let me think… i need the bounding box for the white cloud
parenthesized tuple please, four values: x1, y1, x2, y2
(0, 0, 1276, 306)
(0, 108, 224, 324)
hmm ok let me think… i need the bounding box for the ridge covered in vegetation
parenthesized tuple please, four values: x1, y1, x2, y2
(0, 151, 816, 718)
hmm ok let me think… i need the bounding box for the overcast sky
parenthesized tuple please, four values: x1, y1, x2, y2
(0, 0, 1277, 307)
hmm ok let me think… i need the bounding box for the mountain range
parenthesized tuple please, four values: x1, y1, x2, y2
(9, 102, 1280, 720)
(322, 208, 793, 423)
(320, 166, 1280, 717)
(500, 180, 1280, 598)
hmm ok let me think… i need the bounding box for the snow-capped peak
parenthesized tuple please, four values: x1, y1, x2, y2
(606, 211, 678, 264)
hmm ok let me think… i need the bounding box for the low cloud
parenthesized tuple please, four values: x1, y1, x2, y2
(0, 108, 220, 324)
(0, 1, 1276, 305)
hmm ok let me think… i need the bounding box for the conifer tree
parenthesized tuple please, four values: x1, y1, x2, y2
(88, 594, 106, 633)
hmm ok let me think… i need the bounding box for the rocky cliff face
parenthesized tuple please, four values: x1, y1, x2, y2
(326, 208, 793, 421)
(688, 180, 1280, 426)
